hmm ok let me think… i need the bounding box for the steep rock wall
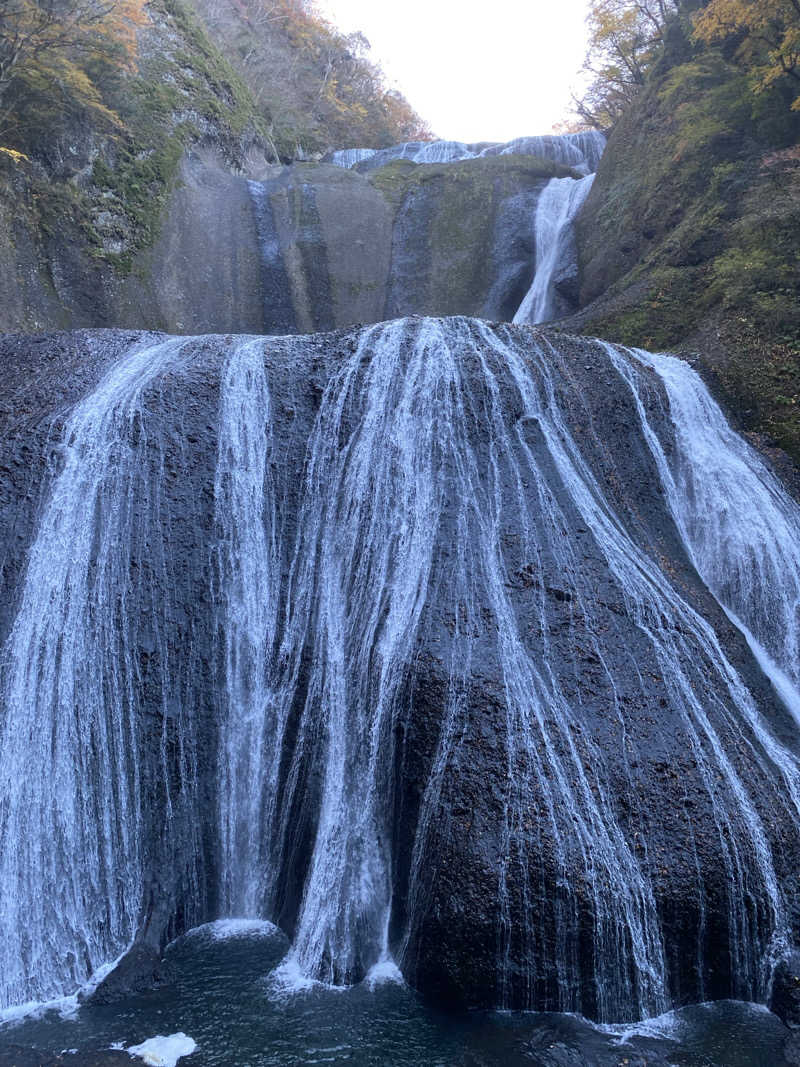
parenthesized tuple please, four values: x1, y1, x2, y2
(0, 153, 572, 337)
(248, 154, 571, 332)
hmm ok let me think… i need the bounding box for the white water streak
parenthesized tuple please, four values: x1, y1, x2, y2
(215, 338, 278, 917)
(606, 344, 800, 716)
(0, 337, 192, 1009)
(513, 173, 595, 325)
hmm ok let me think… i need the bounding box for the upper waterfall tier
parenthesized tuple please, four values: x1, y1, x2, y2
(1, 319, 800, 1022)
(0, 132, 605, 336)
(513, 171, 597, 325)
(328, 131, 606, 177)
(241, 130, 604, 336)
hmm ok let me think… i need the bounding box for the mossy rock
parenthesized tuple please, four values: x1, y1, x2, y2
(573, 27, 800, 463)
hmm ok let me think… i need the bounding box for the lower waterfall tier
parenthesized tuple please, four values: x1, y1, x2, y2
(1, 318, 800, 1022)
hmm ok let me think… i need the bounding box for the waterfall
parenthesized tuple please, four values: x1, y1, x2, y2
(251, 319, 792, 1017)
(480, 131, 606, 174)
(0, 337, 198, 1009)
(247, 182, 297, 335)
(215, 338, 278, 917)
(396, 321, 791, 1015)
(3, 320, 800, 1022)
(329, 147, 378, 168)
(330, 130, 606, 174)
(266, 320, 449, 986)
(279, 130, 606, 333)
(512, 173, 596, 325)
(330, 139, 475, 170)
(603, 343, 800, 720)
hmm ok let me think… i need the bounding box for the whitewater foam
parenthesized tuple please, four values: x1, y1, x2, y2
(127, 1033, 197, 1066)
(365, 959, 404, 989)
(184, 918, 280, 942)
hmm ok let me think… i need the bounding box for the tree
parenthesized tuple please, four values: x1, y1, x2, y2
(692, 0, 800, 109)
(190, 0, 430, 154)
(0, 0, 146, 139)
(576, 0, 680, 127)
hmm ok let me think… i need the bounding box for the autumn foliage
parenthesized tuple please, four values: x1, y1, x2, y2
(576, 0, 680, 127)
(0, 0, 147, 140)
(693, 0, 800, 110)
(192, 0, 431, 154)
(577, 0, 800, 127)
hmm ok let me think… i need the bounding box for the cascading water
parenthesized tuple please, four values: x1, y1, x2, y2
(0, 337, 201, 1009)
(214, 320, 799, 1018)
(329, 130, 606, 174)
(3, 319, 800, 1027)
(394, 322, 795, 1015)
(251, 129, 605, 335)
(331, 130, 608, 328)
(602, 344, 800, 719)
(215, 339, 278, 918)
(263, 321, 450, 986)
(512, 172, 596, 324)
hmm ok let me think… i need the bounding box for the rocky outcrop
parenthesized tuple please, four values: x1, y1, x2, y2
(0, 151, 269, 336)
(249, 154, 572, 332)
(0, 152, 571, 337)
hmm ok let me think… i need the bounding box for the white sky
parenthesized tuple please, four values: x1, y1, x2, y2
(315, 0, 591, 143)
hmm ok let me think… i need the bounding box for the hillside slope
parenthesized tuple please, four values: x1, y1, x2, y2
(0, 0, 428, 332)
(188, 0, 429, 158)
(567, 19, 800, 462)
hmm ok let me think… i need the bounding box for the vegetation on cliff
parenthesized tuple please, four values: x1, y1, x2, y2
(0, 0, 270, 279)
(694, 0, 800, 111)
(572, 0, 800, 463)
(0, 0, 147, 150)
(0, 0, 428, 278)
(577, 0, 681, 127)
(190, 0, 430, 158)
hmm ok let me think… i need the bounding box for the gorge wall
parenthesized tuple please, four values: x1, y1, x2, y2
(0, 137, 597, 336)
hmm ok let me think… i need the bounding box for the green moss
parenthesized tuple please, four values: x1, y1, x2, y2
(705, 320, 800, 462)
(367, 154, 573, 214)
(587, 267, 705, 350)
(89, 129, 189, 270)
(576, 34, 800, 463)
(8, 0, 266, 275)
(366, 159, 420, 208)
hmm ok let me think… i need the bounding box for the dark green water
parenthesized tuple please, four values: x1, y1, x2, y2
(0, 923, 790, 1066)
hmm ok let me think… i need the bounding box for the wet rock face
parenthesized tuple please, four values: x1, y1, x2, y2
(248, 156, 566, 333)
(1, 319, 800, 1020)
(772, 951, 800, 1028)
(0, 153, 568, 335)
